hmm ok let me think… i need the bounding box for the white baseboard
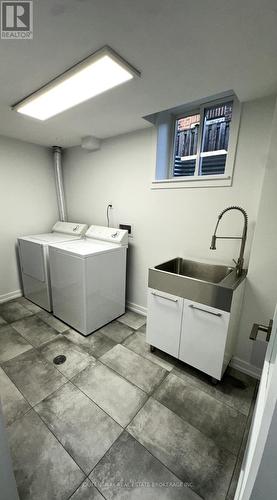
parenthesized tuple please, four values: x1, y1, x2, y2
(230, 356, 262, 380)
(126, 301, 147, 316)
(0, 289, 22, 304)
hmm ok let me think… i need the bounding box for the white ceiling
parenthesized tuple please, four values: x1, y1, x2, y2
(0, 0, 277, 147)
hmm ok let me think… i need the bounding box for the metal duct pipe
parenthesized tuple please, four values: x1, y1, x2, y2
(53, 146, 67, 221)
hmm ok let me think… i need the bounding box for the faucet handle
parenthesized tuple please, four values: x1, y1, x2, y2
(232, 258, 238, 266)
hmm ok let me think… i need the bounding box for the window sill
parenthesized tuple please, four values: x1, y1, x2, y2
(151, 175, 232, 189)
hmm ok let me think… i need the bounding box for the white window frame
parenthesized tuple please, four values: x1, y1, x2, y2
(152, 95, 241, 189)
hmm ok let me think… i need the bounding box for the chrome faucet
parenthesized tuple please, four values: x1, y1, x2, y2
(210, 206, 248, 277)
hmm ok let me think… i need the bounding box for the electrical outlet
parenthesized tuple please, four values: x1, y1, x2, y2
(119, 223, 133, 237)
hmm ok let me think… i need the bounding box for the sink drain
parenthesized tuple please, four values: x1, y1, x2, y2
(53, 354, 66, 365)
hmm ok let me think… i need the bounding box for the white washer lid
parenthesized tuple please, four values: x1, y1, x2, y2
(49, 239, 123, 257)
(19, 233, 82, 244)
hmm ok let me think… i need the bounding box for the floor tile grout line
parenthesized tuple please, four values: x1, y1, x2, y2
(151, 392, 239, 459)
(1, 320, 150, 427)
(68, 356, 171, 431)
(122, 341, 174, 367)
(4, 307, 146, 371)
(3, 350, 247, 486)
(1, 326, 73, 408)
(70, 374, 170, 457)
(0, 357, 33, 406)
(8, 315, 64, 350)
(80, 429, 125, 482)
(36, 336, 97, 379)
(98, 354, 169, 396)
(5, 364, 70, 424)
(95, 358, 150, 395)
(126, 392, 239, 499)
(9, 376, 70, 416)
(6, 362, 239, 500)
(9, 383, 198, 500)
(32, 403, 93, 478)
(3, 324, 170, 434)
(122, 335, 176, 372)
(18, 376, 128, 481)
(1, 315, 95, 381)
(69, 375, 129, 430)
(2, 308, 145, 397)
(115, 339, 177, 373)
(30, 380, 133, 487)
(0, 312, 35, 324)
(119, 329, 137, 344)
(0, 345, 35, 368)
(225, 380, 259, 498)
(2, 304, 149, 494)
(4, 405, 33, 430)
(89, 425, 204, 500)
(96, 353, 173, 400)
(67, 477, 108, 500)
(100, 323, 136, 345)
(2, 302, 255, 499)
(60, 331, 118, 360)
(152, 371, 250, 451)
(117, 317, 147, 331)
(5, 336, 246, 497)
(1, 344, 67, 384)
(172, 367, 257, 417)
(3, 310, 256, 420)
(121, 368, 173, 435)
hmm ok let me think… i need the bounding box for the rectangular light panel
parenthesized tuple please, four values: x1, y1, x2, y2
(13, 47, 139, 120)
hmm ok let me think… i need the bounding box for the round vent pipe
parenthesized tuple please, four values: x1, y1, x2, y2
(53, 146, 67, 222)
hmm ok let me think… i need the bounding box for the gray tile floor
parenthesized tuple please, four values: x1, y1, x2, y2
(0, 298, 257, 500)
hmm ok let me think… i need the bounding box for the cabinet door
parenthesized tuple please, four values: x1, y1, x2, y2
(146, 288, 183, 357)
(179, 299, 230, 379)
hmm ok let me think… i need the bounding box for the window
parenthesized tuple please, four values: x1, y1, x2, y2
(151, 95, 240, 189)
(173, 114, 200, 176)
(172, 101, 233, 178)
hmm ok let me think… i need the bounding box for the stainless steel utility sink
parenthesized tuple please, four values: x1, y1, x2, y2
(155, 258, 233, 284)
(149, 258, 246, 312)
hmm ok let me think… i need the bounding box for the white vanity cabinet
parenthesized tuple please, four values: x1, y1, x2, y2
(146, 289, 183, 357)
(147, 285, 243, 380)
(179, 300, 230, 380)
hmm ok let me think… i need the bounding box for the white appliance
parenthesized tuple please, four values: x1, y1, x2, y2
(49, 225, 128, 335)
(18, 221, 88, 311)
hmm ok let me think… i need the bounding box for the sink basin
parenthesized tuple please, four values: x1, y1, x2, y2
(155, 258, 233, 284)
(149, 258, 246, 312)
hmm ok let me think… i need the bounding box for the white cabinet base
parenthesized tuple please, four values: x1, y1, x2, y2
(146, 288, 183, 358)
(179, 300, 229, 380)
(146, 283, 244, 381)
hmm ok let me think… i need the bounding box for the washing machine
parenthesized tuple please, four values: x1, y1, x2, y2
(49, 225, 128, 335)
(18, 221, 88, 311)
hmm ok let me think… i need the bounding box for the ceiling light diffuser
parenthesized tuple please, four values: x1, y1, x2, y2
(13, 47, 140, 120)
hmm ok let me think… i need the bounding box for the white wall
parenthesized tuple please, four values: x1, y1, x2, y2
(63, 96, 274, 365)
(0, 136, 58, 299)
(236, 97, 277, 368)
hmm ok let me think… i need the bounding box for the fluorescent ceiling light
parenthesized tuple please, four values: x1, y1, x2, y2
(13, 47, 140, 120)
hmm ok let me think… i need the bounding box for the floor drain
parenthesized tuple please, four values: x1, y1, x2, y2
(53, 355, 66, 365)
